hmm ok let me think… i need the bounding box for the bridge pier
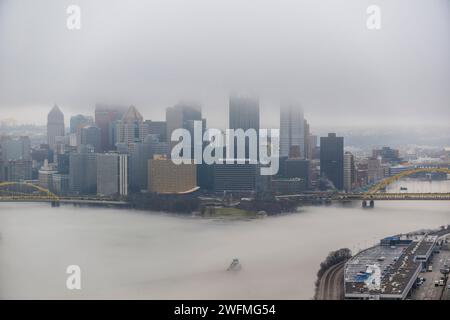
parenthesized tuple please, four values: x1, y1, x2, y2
(362, 200, 375, 208)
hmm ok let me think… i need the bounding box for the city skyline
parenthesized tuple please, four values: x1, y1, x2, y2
(2, 101, 448, 196)
(1, 0, 450, 304)
(1, 0, 449, 128)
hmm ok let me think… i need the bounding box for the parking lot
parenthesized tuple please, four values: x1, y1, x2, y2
(411, 241, 450, 300)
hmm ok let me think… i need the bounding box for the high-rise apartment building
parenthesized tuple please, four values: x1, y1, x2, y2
(320, 133, 344, 190)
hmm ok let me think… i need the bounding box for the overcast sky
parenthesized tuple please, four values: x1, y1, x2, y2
(0, 0, 449, 129)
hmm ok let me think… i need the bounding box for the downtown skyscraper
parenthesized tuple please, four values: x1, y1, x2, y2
(47, 105, 65, 150)
(229, 95, 260, 161)
(209, 95, 262, 193)
(165, 102, 205, 163)
(166, 103, 203, 145)
(280, 102, 305, 158)
(320, 133, 344, 190)
(94, 104, 127, 152)
(115, 106, 149, 151)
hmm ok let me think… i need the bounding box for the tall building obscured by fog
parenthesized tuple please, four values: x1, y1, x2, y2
(280, 102, 305, 158)
(70, 114, 94, 146)
(80, 126, 101, 152)
(95, 105, 127, 152)
(344, 152, 356, 192)
(145, 120, 167, 142)
(47, 105, 65, 150)
(320, 133, 344, 190)
(70, 114, 94, 134)
(166, 103, 203, 145)
(229, 95, 259, 133)
(129, 134, 169, 192)
(166, 103, 206, 185)
(228, 95, 260, 161)
(116, 106, 149, 151)
(304, 119, 310, 159)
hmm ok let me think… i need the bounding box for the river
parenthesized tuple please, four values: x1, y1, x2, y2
(0, 180, 449, 299)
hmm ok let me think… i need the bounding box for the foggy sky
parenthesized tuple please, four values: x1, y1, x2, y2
(0, 0, 449, 129)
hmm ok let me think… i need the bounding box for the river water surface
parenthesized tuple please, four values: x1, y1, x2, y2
(0, 180, 449, 299)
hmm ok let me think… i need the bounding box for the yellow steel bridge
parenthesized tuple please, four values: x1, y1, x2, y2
(362, 167, 450, 200)
(275, 167, 450, 203)
(0, 182, 128, 206)
(1, 167, 449, 206)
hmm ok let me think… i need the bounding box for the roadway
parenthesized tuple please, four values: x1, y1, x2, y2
(411, 249, 450, 300)
(316, 261, 345, 300)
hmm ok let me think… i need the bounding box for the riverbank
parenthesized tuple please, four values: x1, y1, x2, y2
(127, 192, 299, 216)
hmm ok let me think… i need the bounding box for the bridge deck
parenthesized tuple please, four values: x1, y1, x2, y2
(276, 193, 450, 201)
(0, 197, 129, 205)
